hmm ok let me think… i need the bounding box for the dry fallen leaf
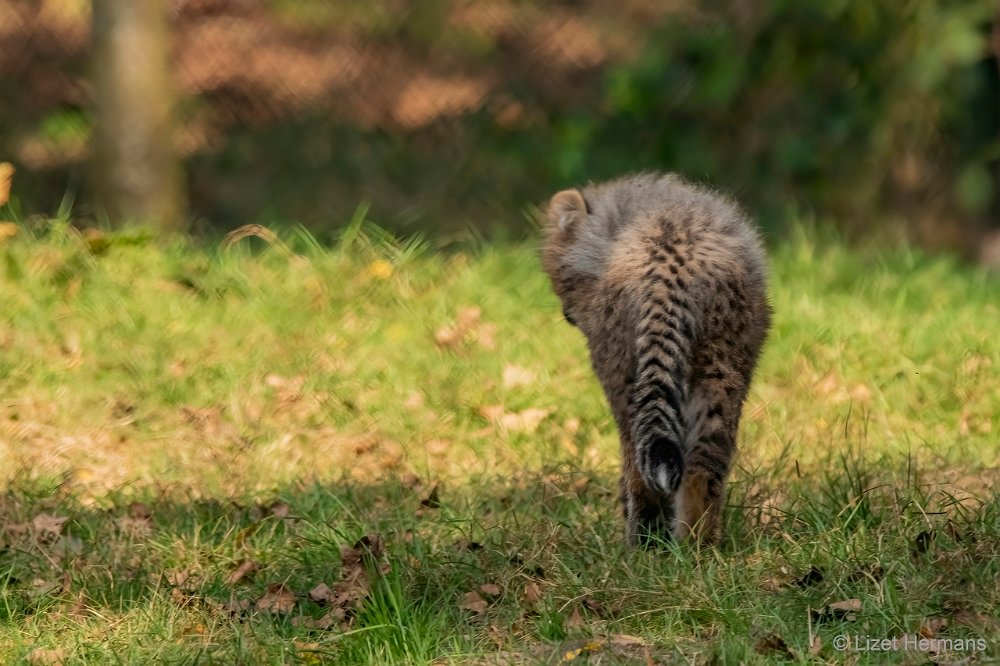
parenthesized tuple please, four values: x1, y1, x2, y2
(268, 501, 291, 519)
(609, 634, 645, 648)
(502, 364, 536, 389)
(128, 502, 152, 520)
(476, 322, 497, 349)
(434, 306, 496, 349)
(425, 439, 451, 456)
(828, 599, 862, 612)
(309, 583, 333, 603)
(325, 533, 389, 621)
(479, 583, 502, 597)
(220, 596, 252, 615)
(404, 391, 424, 410)
(225, 559, 259, 586)
(459, 591, 488, 614)
(32, 514, 68, 536)
(523, 581, 542, 603)
(433, 326, 462, 348)
(456, 306, 481, 329)
(255, 583, 296, 613)
(25, 648, 66, 665)
(566, 605, 585, 629)
(480, 405, 552, 433)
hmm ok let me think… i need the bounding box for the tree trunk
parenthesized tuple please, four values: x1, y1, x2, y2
(91, 0, 185, 232)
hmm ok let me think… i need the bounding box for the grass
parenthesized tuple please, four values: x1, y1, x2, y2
(0, 216, 998, 664)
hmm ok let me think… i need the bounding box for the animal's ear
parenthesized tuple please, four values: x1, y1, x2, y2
(547, 189, 588, 232)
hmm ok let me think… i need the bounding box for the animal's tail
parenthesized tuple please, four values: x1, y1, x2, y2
(629, 266, 696, 495)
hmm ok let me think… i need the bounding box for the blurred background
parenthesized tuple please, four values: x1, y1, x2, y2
(1, 0, 999, 260)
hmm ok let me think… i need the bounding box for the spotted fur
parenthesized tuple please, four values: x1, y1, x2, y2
(541, 173, 771, 546)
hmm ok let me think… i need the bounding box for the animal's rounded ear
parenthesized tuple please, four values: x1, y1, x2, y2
(547, 189, 588, 232)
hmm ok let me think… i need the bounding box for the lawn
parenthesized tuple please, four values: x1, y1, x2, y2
(0, 218, 998, 664)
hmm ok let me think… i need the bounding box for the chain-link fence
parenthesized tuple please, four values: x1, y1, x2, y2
(2, 0, 666, 234)
(2, 1, 998, 252)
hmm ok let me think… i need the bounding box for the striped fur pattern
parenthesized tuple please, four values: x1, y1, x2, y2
(541, 173, 771, 546)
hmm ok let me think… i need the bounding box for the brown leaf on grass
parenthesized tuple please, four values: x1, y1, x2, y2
(435, 306, 497, 350)
(321, 533, 389, 622)
(828, 598, 862, 612)
(754, 633, 794, 658)
(166, 569, 200, 590)
(116, 516, 152, 537)
(128, 502, 152, 520)
(309, 583, 333, 603)
(434, 325, 462, 348)
(479, 583, 502, 597)
(268, 501, 291, 519)
(609, 634, 645, 648)
(255, 583, 296, 613)
(459, 591, 488, 614)
(225, 559, 259, 586)
(480, 405, 552, 433)
(823, 598, 862, 621)
(31, 514, 68, 536)
(919, 617, 949, 638)
(25, 648, 66, 665)
(760, 576, 787, 593)
(503, 364, 536, 389)
(809, 634, 822, 655)
(476, 322, 498, 349)
(522, 581, 542, 603)
(425, 439, 451, 456)
(565, 605, 585, 629)
(220, 596, 252, 615)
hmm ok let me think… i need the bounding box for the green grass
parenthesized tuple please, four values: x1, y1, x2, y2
(0, 218, 998, 664)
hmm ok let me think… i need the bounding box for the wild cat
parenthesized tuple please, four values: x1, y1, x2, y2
(541, 173, 771, 546)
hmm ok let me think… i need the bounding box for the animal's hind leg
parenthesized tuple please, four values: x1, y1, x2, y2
(674, 372, 744, 544)
(621, 439, 676, 547)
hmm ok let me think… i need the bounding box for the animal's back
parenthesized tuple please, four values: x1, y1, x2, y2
(542, 172, 771, 545)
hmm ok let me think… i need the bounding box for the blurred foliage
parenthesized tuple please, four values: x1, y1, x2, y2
(549, 0, 999, 234)
(0, 0, 997, 245)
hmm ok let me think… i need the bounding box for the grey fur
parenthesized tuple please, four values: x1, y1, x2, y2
(542, 172, 771, 546)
